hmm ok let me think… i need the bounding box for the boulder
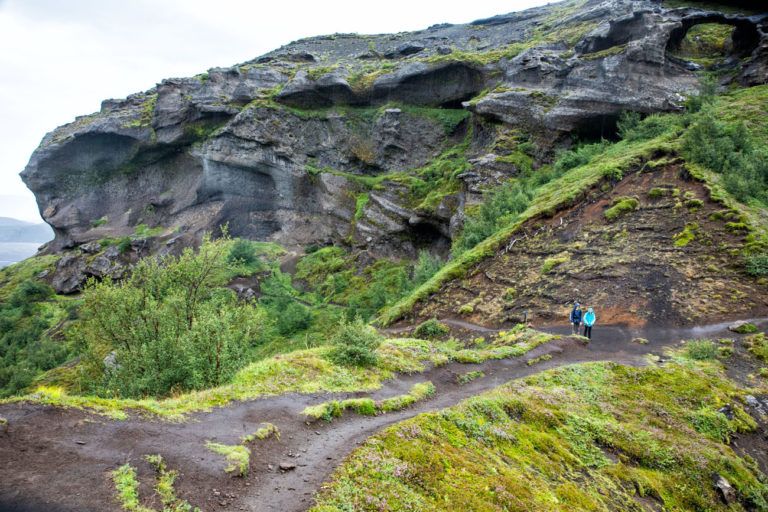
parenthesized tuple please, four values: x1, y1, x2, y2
(713, 474, 737, 505)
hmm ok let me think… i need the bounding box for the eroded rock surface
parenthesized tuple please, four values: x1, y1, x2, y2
(20, 0, 768, 264)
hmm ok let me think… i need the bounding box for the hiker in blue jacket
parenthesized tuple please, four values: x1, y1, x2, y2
(569, 302, 583, 335)
(583, 307, 596, 339)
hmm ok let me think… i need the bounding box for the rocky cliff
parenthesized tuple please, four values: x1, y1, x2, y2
(20, 0, 768, 290)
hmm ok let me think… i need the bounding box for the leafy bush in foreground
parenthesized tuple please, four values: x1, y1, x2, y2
(0, 275, 68, 398)
(75, 236, 267, 398)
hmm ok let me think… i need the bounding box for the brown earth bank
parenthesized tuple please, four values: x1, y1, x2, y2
(2, 318, 768, 512)
(410, 163, 768, 330)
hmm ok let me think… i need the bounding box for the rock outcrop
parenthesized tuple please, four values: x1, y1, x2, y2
(20, 0, 768, 267)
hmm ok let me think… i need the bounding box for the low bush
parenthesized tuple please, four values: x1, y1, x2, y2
(327, 317, 382, 367)
(685, 339, 718, 360)
(0, 276, 68, 397)
(746, 254, 768, 276)
(682, 111, 768, 205)
(275, 300, 312, 335)
(413, 318, 450, 339)
(74, 236, 267, 398)
(412, 250, 443, 287)
(227, 238, 257, 266)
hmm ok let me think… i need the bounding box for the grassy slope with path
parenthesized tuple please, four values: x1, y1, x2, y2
(3, 321, 767, 512)
(1, 326, 559, 420)
(312, 351, 768, 511)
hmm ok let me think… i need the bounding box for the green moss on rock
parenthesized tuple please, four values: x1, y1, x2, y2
(604, 196, 639, 222)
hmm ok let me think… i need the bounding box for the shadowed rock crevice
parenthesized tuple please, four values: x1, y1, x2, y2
(276, 62, 486, 109)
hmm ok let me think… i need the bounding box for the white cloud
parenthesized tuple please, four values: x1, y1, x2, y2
(0, 0, 551, 221)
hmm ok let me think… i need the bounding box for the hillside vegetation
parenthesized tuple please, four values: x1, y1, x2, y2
(379, 85, 768, 326)
(313, 355, 768, 511)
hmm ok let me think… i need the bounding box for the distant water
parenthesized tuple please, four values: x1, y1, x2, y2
(0, 242, 43, 268)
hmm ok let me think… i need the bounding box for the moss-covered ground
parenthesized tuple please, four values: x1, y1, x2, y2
(312, 355, 768, 511)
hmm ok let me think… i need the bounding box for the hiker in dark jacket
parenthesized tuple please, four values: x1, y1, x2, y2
(569, 303, 583, 335)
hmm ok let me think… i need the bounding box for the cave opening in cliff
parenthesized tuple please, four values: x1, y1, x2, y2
(439, 95, 476, 110)
(408, 222, 451, 255)
(572, 113, 622, 142)
(666, 17, 760, 69)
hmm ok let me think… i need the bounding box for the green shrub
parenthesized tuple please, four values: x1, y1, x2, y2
(275, 300, 312, 335)
(74, 236, 266, 398)
(412, 250, 442, 287)
(746, 254, 768, 276)
(413, 318, 450, 339)
(682, 112, 768, 205)
(618, 111, 683, 142)
(227, 238, 257, 266)
(327, 317, 382, 367)
(648, 187, 668, 199)
(117, 237, 132, 254)
(685, 340, 717, 360)
(554, 141, 609, 174)
(604, 197, 639, 221)
(0, 276, 67, 397)
(453, 179, 535, 255)
(9, 279, 53, 307)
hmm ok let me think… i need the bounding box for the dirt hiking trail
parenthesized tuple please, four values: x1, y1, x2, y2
(1, 318, 766, 512)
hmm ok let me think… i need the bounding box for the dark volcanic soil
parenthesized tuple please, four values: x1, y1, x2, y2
(412, 164, 768, 328)
(2, 318, 768, 512)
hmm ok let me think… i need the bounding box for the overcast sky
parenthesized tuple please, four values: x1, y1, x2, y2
(0, 0, 552, 222)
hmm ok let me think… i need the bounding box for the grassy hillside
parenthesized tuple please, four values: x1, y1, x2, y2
(378, 85, 768, 326)
(312, 354, 768, 511)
